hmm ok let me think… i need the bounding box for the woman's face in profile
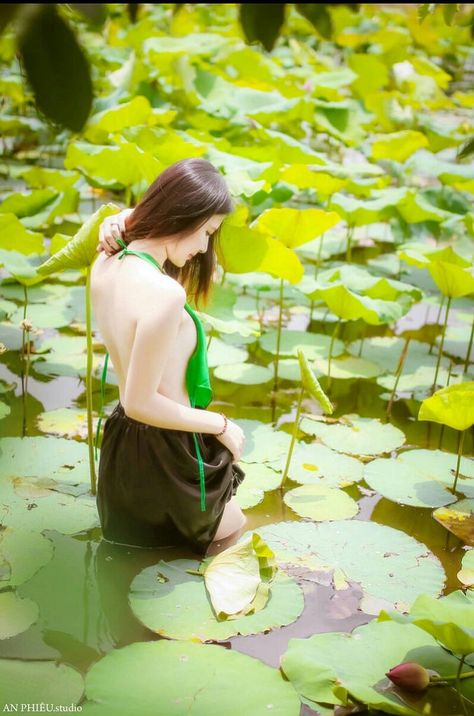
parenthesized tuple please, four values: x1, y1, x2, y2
(167, 214, 226, 268)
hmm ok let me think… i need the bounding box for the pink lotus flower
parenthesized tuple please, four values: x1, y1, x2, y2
(386, 662, 430, 692)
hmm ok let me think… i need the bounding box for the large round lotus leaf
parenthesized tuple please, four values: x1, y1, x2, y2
(36, 334, 86, 355)
(0, 436, 90, 484)
(213, 362, 273, 385)
(0, 659, 84, 706)
(235, 461, 281, 509)
(365, 450, 474, 508)
(129, 558, 303, 642)
(283, 442, 364, 487)
(240, 521, 445, 614)
(10, 303, 75, 329)
(33, 351, 101, 378)
(347, 336, 448, 374)
(300, 414, 405, 456)
(280, 619, 474, 714)
(284, 485, 359, 521)
(0, 488, 99, 535)
(259, 330, 344, 359)
(36, 408, 89, 438)
(433, 498, 474, 546)
(276, 359, 301, 381)
(236, 419, 291, 464)
(81, 640, 300, 716)
(377, 364, 455, 396)
(0, 322, 24, 350)
(0, 591, 39, 638)
(436, 324, 474, 361)
(313, 355, 383, 379)
(207, 337, 248, 367)
(0, 527, 54, 588)
(458, 548, 474, 586)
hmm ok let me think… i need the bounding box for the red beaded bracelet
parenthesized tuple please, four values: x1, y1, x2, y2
(215, 412, 228, 436)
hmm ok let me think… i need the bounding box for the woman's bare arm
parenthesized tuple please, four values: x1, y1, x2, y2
(122, 278, 224, 435)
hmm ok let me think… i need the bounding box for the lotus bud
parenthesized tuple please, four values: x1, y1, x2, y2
(20, 318, 33, 332)
(0, 343, 6, 355)
(386, 662, 430, 692)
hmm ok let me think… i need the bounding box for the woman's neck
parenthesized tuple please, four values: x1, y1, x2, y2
(127, 239, 169, 269)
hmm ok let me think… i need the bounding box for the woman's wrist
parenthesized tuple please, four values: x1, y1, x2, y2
(215, 412, 227, 437)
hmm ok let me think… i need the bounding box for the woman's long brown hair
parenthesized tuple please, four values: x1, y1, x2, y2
(123, 158, 234, 308)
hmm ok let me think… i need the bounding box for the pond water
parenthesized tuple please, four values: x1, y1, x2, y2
(0, 268, 471, 715)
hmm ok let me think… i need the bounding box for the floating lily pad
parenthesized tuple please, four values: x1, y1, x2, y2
(0, 322, 25, 350)
(377, 364, 453, 396)
(10, 303, 75, 329)
(433, 498, 474, 546)
(236, 420, 292, 464)
(282, 442, 364, 487)
(0, 527, 54, 588)
(276, 359, 301, 382)
(364, 450, 474, 508)
(347, 336, 448, 374)
(207, 337, 248, 367)
(235, 462, 282, 509)
(0, 487, 99, 535)
(0, 591, 39, 639)
(259, 330, 344, 359)
(33, 351, 101, 378)
(281, 619, 474, 715)
(0, 658, 84, 705)
(0, 436, 90, 484)
(128, 558, 303, 642)
(213, 362, 273, 385)
(81, 640, 300, 716)
(300, 415, 405, 456)
(36, 408, 89, 439)
(284, 484, 359, 521)
(240, 521, 445, 614)
(313, 355, 384, 379)
(458, 548, 474, 586)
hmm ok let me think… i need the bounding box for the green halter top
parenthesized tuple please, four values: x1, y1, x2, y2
(94, 237, 213, 512)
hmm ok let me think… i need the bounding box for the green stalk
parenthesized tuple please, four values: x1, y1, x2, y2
(429, 295, 445, 355)
(455, 655, 469, 716)
(346, 223, 354, 263)
(386, 337, 410, 421)
(273, 278, 284, 394)
(452, 429, 465, 494)
(464, 314, 474, 374)
(326, 318, 341, 391)
(437, 362, 453, 449)
(357, 323, 366, 357)
(86, 268, 97, 495)
(431, 295, 451, 394)
(280, 386, 304, 492)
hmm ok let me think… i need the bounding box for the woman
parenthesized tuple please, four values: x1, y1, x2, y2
(91, 158, 247, 555)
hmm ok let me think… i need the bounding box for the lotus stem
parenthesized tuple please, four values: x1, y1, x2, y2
(452, 429, 465, 494)
(437, 362, 454, 449)
(314, 230, 325, 279)
(430, 670, 474, 682)
(220, 269, 226, 286)
(326, 318, 341, 391)
(357, 324, 366, 357)
(346, 223, 354, 263)
(464, 314, 474, 374)
(432, 295, 451, 394)
(429, 295, 446, 355)
(86, 267, 97, 495)
(386, 337, 410, 421)
(273, 278, 284, 394)
(280, 385, 304, 492)
(455, 655, 469, 716)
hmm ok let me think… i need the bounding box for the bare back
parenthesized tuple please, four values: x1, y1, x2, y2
(91, 252, 196, 407)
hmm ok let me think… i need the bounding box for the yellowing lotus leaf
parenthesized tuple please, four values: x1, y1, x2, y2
(418, 382, 474, 432)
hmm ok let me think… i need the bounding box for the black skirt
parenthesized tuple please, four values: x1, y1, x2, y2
(96, 402, 246, 554)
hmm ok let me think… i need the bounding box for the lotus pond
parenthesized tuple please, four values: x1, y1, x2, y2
(1, 4, 474, 716)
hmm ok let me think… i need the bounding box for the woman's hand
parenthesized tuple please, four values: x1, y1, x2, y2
(97, 208, 134, 256)
(215, 418, 246, 463)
